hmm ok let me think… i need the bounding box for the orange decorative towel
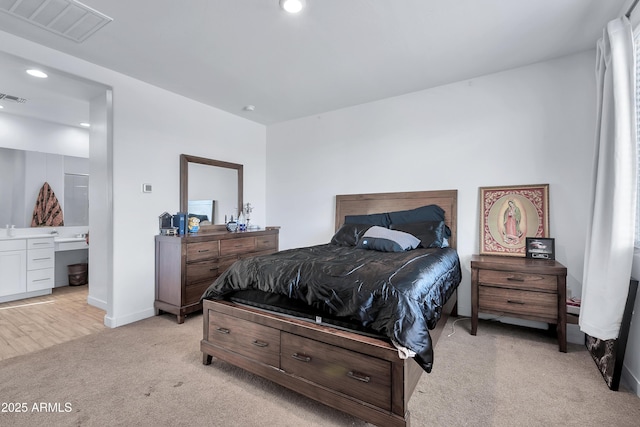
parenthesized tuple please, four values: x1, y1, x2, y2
(31, 182, 64, 227)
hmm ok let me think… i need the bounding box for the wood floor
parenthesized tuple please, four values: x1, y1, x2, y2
(0, 286, 105, 361)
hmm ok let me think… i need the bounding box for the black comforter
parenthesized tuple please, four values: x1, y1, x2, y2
(201, 244, 461, 372)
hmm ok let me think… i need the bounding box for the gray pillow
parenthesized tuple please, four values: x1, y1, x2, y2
(356, 226, 420, 252)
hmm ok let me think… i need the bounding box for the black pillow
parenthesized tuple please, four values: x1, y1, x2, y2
(344, 212, 391, 227)
(390, 221, 447, 248)
(388, 205, 445, 225)
(330, 223, 373, 246)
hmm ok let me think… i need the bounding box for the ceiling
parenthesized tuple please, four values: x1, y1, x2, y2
(0, 0, 631, 127)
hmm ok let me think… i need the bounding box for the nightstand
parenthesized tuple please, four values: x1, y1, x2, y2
(470, 254, 567, 352)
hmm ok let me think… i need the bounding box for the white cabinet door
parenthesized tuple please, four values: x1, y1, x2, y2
(0, 250, 27, 297)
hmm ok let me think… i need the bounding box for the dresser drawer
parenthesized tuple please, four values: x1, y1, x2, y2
(478, 269, 557, 292)
(185, 281, 211, 305)
(281, 332, 391, 411)
(207, 310, 280, 367)
(27, 248, 55, 270)
(479, 286, 558, 322)
(187, 241, 219, 262)
(218, 256, 238, 274)
(256, 234, 277, 251)
(186, 260, 220, 285)
(220, 237, 255, 256)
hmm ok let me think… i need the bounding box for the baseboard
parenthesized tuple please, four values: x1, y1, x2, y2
(104, 307, 156, 328)
(567, 323, 585, 345)
(621, 364, 640, 396)
(87, 295, 107, 311)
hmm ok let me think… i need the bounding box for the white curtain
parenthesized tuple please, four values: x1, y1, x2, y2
(581, 17, 637, 340)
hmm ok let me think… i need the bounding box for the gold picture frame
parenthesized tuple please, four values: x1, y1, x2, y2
(479, 184, 549, 257)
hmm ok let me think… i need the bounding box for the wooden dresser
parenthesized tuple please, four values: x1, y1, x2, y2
(470, 254, 567, 352)
(155, 228, 279, 323)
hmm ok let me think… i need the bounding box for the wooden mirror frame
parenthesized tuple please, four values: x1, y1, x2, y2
(180, 154, 243, 231)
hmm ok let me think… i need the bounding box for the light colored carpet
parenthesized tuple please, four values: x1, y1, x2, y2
(0, 313, 638, 427)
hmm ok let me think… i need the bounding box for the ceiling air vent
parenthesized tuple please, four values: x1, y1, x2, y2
(0, 93, 27, 103)
(0, 0, 113, 43)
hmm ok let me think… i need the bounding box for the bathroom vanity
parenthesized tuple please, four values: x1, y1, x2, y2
(0, 232, 89, 303)
(0, 235, 55, 303)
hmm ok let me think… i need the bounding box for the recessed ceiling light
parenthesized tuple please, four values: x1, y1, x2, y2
(80, 122, 91, 128)
(26, 69, 48, 78)
(243, 105, 256, 112)
(0, 105, 4, 109)
(279, 0, 305, 14)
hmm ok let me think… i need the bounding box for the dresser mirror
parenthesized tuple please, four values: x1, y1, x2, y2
(180, 154, 243, 231)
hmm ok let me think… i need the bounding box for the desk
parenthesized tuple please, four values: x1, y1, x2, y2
(53, 237, 88, 287)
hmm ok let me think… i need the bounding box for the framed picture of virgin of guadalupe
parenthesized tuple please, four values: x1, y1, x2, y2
(479, 184, 549, 257)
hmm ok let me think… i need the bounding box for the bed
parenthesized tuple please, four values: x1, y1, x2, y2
(200, 190, 460, 427)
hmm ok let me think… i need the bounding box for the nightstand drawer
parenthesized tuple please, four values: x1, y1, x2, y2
(478, 269, 557, 292)
(479, 286, 558, 322)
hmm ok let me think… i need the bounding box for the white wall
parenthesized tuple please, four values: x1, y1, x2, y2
(267, 51, 596, 309)
(266, 50, 639, 392)
(0, 30, 268, 327)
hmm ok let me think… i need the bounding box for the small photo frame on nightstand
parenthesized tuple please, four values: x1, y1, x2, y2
(525, 237, 555, 260)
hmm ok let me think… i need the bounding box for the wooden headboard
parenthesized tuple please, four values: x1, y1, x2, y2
(335, 190, 458, 249)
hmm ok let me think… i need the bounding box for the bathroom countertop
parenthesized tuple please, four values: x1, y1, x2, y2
(0, 234, 57, 241)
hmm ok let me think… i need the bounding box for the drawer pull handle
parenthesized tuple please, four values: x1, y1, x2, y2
(507, 277, 524, 282)
(33, 257, 51, 261)
(347, 371, 371, 383)
(198, 249, 210, 253)
(33, 278, 51, 282)
(291, 353, 311, 363)
(216, 327, 230, 334)
(252, 340, 268, 348)
(507, 300, 525, 305)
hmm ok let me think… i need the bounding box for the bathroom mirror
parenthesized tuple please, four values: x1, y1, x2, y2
(0, 147, 89, 228)
(180, 154, 243, 230)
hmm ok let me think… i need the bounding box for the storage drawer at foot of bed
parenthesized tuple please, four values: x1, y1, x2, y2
(207, 310, 280, 367)
(280, 332, 391, 411)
